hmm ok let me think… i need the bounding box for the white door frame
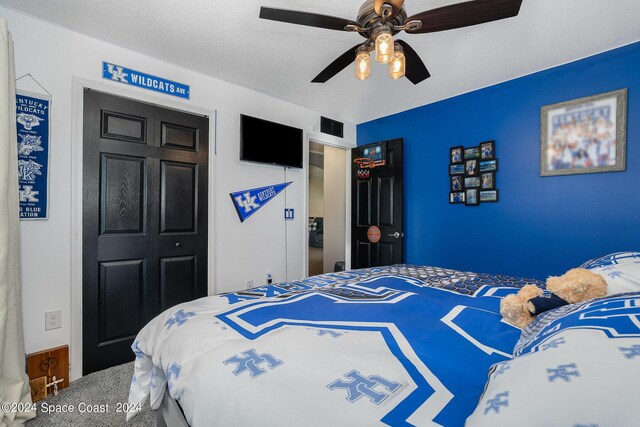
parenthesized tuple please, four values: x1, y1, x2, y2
(70, 77, 217, 380)
(305, 137, 352, 277)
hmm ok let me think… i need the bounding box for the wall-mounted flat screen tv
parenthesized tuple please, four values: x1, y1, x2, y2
(240, 114, 303, 168)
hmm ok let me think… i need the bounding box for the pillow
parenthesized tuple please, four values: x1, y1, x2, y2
(579, 251, 640, 295)
(466, 293, 640, 427)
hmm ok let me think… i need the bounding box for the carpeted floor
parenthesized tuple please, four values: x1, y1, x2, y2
(25, 361, 153, 427)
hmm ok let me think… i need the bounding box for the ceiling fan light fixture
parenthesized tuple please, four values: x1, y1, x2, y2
(389, 44, 405, 79)
(373, 26, 394, 64)
(354, 47, 371, 80)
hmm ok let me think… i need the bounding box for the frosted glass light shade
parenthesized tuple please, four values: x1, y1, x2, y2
(375, 32, 394, 64)
(354, 50, 371, 80)
(389, 50, 405, 79)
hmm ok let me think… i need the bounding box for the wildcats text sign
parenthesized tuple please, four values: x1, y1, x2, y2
(102, 62, 190, 99)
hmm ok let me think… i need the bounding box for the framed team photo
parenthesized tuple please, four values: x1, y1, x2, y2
(464, 177, 480, 188)
(449, 191, 465, 204)
(480, 190, 499, 203)
(481, 172, 495, 190)
(540, 89, 627, 176)
(465, 159, 479, 176)
(449, 164, 465, 175)
(465, 188, 479, 206)
(479, 159, 498, 173)
(480, 141, 495, 160)
(464, 146, 480, 160)
(450, 175, 463, 191)
(450, 146, 464, 164)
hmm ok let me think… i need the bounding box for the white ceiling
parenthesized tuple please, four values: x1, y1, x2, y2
(2, 0, 639, 124)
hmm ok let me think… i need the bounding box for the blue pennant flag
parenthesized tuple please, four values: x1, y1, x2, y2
(230, 182, 292, 223)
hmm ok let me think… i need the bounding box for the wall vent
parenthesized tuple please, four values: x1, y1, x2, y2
(320, 116, 344, 138)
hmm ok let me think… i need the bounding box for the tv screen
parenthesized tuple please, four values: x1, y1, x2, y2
(240, 114, 303, 168)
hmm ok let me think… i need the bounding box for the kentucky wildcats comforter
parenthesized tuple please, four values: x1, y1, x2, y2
(127, 265, 541, 426)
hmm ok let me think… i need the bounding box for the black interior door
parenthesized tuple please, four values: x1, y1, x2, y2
(351, 138, 403, 268)
(82, 89, 208, 374)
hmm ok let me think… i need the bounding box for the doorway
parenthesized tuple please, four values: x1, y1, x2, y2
(82, 89, 209, 374)
(308, 141, 347, 276)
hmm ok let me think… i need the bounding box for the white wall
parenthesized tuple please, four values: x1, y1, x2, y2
(2, 7, 356, 376)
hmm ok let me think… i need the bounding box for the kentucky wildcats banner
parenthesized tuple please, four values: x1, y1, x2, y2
(102, 61, 190, 99)
(16, 90, 50, 220)
(230, 182, 292, 222)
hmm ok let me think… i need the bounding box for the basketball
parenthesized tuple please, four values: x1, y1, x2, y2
(367, 226, 381, 243)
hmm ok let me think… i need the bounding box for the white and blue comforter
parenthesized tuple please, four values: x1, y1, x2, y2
(127, 265, 541, 426)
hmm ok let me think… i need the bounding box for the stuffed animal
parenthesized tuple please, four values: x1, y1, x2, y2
(500, 268, 608, 329)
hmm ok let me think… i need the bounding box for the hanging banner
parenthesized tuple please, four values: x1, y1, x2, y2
(230, 182, 292, 223)
(16, 90, 50, 220)
(102, 61, 190, 99)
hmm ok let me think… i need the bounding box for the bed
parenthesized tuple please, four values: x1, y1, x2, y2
(127, 253, 640, 426)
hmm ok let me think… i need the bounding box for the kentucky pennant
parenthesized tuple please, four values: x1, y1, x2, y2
(230, 182, 292, 222)
(16, 90, 50, 220)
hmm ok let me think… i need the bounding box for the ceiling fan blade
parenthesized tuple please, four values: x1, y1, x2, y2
(260, 6, 357, 31)
(396, 40, 430, 85)
(406, 0, 523, 34)
(312, 43, 365, 83)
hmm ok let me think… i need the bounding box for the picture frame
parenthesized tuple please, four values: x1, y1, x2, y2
(450, 175, 463, 191)
(540, 88, 627, 176)
(480, 172, 495, 190)
(450, 146, 464, 164)
(465, 188, 479, 206)
(449, 164, 465, 175)
(464, 176, 480, 188)
(449, 192, 465, 204)
(480, 190, 499, 203)
(480, 140, 495, 160)
(464, 146, 480, 160)
(479, 159, 498, 173)
(465, 159, 479, 176)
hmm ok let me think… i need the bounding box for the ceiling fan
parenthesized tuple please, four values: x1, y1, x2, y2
(259, 0, 524, 84)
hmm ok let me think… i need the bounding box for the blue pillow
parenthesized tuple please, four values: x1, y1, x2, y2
(579, 251, 640, 295)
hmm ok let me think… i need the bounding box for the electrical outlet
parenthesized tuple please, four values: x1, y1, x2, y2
(246, 280, 254, 289)
(45, 310, 62, 331)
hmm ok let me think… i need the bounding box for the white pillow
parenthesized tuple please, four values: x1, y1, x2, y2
(580, 251, 640, 295)
(466, 294, 640, 427)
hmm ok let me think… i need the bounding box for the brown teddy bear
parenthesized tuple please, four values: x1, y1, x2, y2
(500, 268, 608, 329)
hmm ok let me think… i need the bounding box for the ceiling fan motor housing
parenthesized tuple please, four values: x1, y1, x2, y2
(357, 0, 407, 38)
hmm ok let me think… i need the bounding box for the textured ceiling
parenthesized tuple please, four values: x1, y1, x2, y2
(2, 0, 639, 124)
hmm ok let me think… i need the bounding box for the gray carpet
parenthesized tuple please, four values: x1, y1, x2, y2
(25, 362, 153, 427)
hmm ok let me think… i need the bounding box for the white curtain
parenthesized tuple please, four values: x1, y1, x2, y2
(0, 17, 35, 426)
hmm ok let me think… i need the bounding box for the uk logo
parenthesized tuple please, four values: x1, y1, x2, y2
(484, 391, 509, 414)
(541, 337, 566, 351)
(166, 363, 182, 390)
(492, 362, 510, 377)
(547, 363, 580, 382)
(327, 370, 401, 405)
(619, 345, 640, 359)
(19, 185, 40, 203)
(131, 341, 145, 358)
(234, 192, 259, 213)
(18, 159, 43, 181)
(16, 114, 44, 131)
(165, 309, 197, 329)
(315, 329, 343, 338)
(223, 348, 283, 378)
(105, 63, 129, 83)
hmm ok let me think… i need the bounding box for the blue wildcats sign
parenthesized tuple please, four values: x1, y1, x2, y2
(230, 182, 292, 223)
(102, 62, 190, 99)
(16, 91, 50, 220)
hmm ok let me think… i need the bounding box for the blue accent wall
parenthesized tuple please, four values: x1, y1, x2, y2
(358, 42, 640, 280)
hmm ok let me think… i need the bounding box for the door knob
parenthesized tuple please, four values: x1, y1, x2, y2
(388, 232, 402, 239)
(175, 242, 182, 248)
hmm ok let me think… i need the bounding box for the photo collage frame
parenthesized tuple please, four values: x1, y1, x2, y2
(449, 141, 499, 206)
